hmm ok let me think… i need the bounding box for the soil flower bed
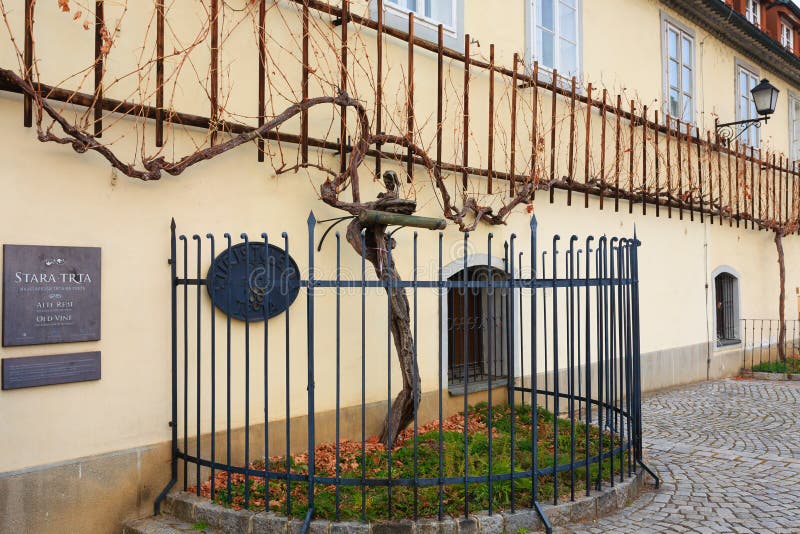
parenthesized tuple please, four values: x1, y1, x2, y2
(192, 402, 628, 521)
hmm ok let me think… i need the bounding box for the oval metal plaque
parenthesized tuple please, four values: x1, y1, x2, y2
(206, 243, 300, 321)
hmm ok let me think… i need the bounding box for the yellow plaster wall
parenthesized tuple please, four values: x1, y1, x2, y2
(0, 1, 799, 476)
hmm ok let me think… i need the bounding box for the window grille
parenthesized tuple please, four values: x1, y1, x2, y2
(715, 273, 740, 345)
(447, 266, 509, 387)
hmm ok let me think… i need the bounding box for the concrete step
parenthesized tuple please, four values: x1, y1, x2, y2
(123, 515, 223, 534)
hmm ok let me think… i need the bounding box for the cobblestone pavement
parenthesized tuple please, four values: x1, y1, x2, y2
(567, 379, 800, 534)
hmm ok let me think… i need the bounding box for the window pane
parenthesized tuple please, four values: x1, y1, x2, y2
(429, 0, 453, 26)
(558, 3, 577, 42)
(538, 30, 555, 68)
(793, 99, 800, 159)
(539, 0, 555, 31)
(682, 65, 691, 92)
(668, 29, 678, 59)
(669, 59, 679, 88)
(682, 95, 692, 122)
(669, 88, 680, 117)
(682, 36, 692, 66)
(559, 38, 577, 75)
(387, 0, 415, 10)
(739, 71, 748, 99)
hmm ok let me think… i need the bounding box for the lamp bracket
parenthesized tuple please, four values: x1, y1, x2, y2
(715, 116, 768, 145)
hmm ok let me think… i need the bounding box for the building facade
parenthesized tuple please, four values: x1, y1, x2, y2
(1, 0, 800, 532)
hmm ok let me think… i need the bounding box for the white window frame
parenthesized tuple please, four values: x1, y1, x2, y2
(370, 0, 464, 52)
(782, 21, 794, 51)
(525, 0, 583, 81)
(735, 59, 761, 148)
(789, 92, 800, 163)
(746, 0, 761, 27)
(660, 12, 696, 126)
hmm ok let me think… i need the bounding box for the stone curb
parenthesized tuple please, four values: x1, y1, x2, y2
(156, 469, 651, 534)
(751, 371, 800, 381)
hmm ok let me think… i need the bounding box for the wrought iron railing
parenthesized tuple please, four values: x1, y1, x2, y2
(156, 213, 658, 533)
(740, 318, 800, 370)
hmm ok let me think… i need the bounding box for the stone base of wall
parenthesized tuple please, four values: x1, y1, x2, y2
(0, 443, 171, 534)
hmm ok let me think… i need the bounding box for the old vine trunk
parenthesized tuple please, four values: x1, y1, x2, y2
(341, 197, 420, 448)
(775, 231, 788, 362)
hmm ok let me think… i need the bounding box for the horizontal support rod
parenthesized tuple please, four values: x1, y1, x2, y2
(358, 209, 447, 230)
(0, 67, 790, 227)
(174, 278, 638, 289)
(177, 442, 632, 487)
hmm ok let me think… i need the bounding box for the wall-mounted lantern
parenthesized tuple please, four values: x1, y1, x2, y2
(715, 78, 780, 144)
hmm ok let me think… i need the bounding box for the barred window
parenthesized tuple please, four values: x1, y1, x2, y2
(714, 272, 740, 346)
(447, 266, 509, 388)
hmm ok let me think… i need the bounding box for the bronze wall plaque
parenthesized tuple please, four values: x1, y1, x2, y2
(2, 352, 101, 390)
(3, 245, 101, 346)
(206, 242, 300, 321)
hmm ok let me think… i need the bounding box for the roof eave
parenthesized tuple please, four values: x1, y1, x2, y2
(661, 0, 800, 88)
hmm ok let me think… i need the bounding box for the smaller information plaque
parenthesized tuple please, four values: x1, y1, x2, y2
(2, 352, 101, 390)
(3, 245, 101, 346)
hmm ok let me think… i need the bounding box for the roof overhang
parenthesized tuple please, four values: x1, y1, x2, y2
(661, 0, 800, 87)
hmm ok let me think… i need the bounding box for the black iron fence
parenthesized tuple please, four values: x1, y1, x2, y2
(155, 213, 657, 533)
(741, 319, 800, 370)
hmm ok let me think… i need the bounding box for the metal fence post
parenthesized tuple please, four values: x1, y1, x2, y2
(631, 232, 642, 463)
(154, 219, 179, 514)
(630, 230, 658, 486)
(170, 220, 178, 483)
(304, 212, 317, 532)
(505, 241, 513, 406)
